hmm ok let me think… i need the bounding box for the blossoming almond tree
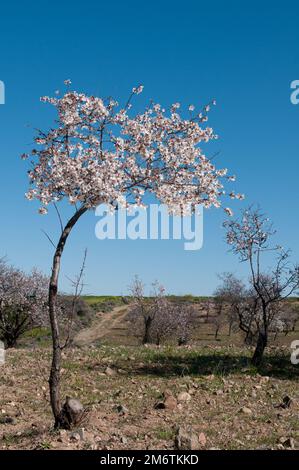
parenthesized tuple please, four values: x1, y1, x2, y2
(0, 259, 49, 347)
(23, 81, 241, 428)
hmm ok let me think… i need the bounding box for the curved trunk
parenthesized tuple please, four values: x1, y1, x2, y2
(48, 205, 87, 428)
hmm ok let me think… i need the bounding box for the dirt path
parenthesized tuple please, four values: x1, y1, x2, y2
(74, 305, 129, 346)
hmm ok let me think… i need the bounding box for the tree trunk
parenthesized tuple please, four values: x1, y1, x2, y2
(178, 337, 187, 346)
(142, 316, 152, 344)
(48, 205, 87, 428)
(252, 331, 267, 366)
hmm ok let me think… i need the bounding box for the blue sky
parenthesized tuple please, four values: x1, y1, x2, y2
(0, 0, 298, 295)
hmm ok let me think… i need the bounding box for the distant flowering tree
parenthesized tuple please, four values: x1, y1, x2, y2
(0, 259, 48, 347)
(224, 207, 299, 365)
(128, 275, 156, 345)
(23, 80, 240, 428)
(175, 303, 196, 345)
(129, 277, 196, 345)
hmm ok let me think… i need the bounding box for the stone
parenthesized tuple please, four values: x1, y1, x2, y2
(57, 429, 68, 443)
(0, 416, 15, 425)
(279, 437, 295, 449)
(70, 432, 80, 442)
(240, 407, 252, 415)
(198, 432, 207, 447)
(175, 426, 199, 450)
(155, 390, 177, 410)
(60, 397, 84, 429)
(177, 392, 192, 402)
(164, 396, 177, 410)
(163, 389, 174, 398)
(116, 405, 129, 415)
(105, 366, 117, 377)
(281, 396, 292, 409)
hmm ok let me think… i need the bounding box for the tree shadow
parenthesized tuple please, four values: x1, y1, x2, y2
(127, 353, 299, 381)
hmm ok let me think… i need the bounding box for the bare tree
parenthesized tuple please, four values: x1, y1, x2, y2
(211, 308, 226, 340)
(224, 207, 299, 365)
(280, 303, 298, 335)
(60, 249, 88, 349)
(214, 273, 246, 337)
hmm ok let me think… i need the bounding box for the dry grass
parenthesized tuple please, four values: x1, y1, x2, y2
(0, 344, 298, 450)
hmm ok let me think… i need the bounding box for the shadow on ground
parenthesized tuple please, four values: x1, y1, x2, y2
(119, 353, 299, 381)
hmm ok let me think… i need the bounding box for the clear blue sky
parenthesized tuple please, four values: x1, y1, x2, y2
(0, 0, 298, 295)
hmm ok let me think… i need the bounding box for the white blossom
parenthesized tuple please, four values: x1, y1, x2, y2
(24, 83, 239, 216)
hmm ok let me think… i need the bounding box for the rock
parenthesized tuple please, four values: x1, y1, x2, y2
(0, 416, 15, 425)
(206, 398, 215, 406)
(60, 397, 84, 429)
(105, 366, 117, 377)
(77, 428, 85, 441)
(116, 405, 128, 415)
(177, 392, 192, 403)
(121, 436, 128, 444)
(198, 432, 207, 447)
(175, 426, 200, 450)
(164, 396, 177, 410)
(281, 396, 292, 409)
(57, 429, 68, 443)
(155, 391, 177, 410)
(240, 407, 252, 415)
(279, 437, 295, 449)
(70, 432, 80, 442)
(163, 389, 174, 398)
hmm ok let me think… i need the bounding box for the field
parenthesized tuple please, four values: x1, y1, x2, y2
(0, 299, 298, 450)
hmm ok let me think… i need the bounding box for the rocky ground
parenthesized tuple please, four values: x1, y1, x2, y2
(0, 344, 298, 450)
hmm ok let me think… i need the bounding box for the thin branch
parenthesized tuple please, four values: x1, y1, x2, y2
(53, 203, 64, 234)
(41, 229, 56, 249)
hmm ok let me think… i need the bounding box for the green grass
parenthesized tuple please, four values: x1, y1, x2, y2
(82, 296, 126, 313)
(154, 428, 175, 441)
(82, 295, 211, 305)
(82, 296, 124, 306)
(23, 327, 51, 339)
(21, 327, 52, 347)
